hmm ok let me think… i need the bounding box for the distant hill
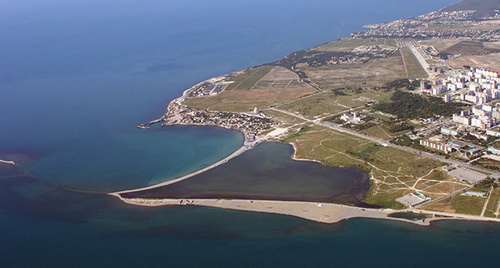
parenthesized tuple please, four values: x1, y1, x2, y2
(442, 0, 500, 18)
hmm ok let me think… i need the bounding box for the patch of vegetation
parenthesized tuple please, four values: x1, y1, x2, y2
(391, 135, 413, 146)
(348, 122, 377, 131)
(283, 125, 313, 141)
(388, 212, 430, 220)
(451, 195, 485, 215)
(372, 91, 466, 119)
(383, 79, 420, 91)
(365, 181, 407, 209)
(474, 177, 498, 191)
(471, 158, 500, 170)
(273, 50, 371, 69)
(387, 122, 413, 133)
(346, 144, 382, 162)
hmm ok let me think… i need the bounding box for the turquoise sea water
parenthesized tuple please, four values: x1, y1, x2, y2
(2, 0, 499, 267)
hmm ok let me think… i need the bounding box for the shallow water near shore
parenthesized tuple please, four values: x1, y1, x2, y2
(1, 171, 500, 267)
(2, 0, 498, 266)
(123, 142, 370, 205)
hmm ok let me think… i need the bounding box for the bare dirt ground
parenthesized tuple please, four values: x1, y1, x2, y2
(448, 52, 500, 72)
(418, 38, 462, 52)
(303, 54, 406, 89)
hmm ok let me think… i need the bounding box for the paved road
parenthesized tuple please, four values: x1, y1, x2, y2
(268, 107, 500, 176)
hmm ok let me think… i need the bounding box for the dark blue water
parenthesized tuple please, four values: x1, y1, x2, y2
(3, 0, 498, 267)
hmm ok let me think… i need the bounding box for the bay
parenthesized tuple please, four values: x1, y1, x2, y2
(2, 0, 498, 267)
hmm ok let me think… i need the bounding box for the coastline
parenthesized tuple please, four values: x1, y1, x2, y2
(114, 144, 251, 195)
(114, 72, 500, 227)
(110, 194, 500, 226)
(0, 159, 16, 166)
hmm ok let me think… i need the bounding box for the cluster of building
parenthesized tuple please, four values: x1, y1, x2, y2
(340, 112, 366, 124)
(323, 54, 370, 65)
(320, 45, 396, 66)
(419, 136, 485, 156)
(187, 76, 231, 97)
(351, 45, 397, 56)
(422, 67, 500, 105)
(351, 10, 500, 40)
(452, 105, 500, 129)
(163, 104, 276, 140)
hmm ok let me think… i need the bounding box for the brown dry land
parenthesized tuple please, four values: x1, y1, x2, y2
(400, 47, 428, 79)
(448, 52, 500, 72)
(301, 54, 407, 90)
(184, 66, 317, 112)
(418, 38, 462, 52)
(443, 40, 500, 56)
(483, 41, 500, 49)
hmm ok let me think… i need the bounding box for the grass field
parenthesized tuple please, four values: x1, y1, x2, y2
(279, 89, 392, 119)
(400, 47, 428, 79)
(359, 126, 393, 141)
(313, 38, 397, 51)
(302, 53, 407, 90)
(423, 194, 486, 215)
(184, 66, 317, 112)
(225, 65, 275, 91)
(484, 187, 500, 218)
(278, 124, 456, 209)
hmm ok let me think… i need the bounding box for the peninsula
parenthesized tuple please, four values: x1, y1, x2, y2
(113, 0, 500, 225)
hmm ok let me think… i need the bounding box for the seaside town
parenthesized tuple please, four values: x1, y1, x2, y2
(125, 1, 500, 225)
(416, 67, 500, 158)
(352, 10, 500, 40)
(161, 102, 276, 141)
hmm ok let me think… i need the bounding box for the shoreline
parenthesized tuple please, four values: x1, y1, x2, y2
(110, 195, 500, 226)
(114, 144, 252, 195)
(0, 159, 16, 165)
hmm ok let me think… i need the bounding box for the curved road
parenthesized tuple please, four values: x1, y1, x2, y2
(268, 107, 500, 177)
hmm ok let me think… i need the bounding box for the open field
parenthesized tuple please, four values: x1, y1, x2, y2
(418, 38, 462, 52)
(447, 52, 500, 73)
(423, 195, 485, 215)
(313, 38, 397, 51)
(279, 89, 392, 119)
(400, 47, 428, 79)
(279, 125, 460, 209)
(184, 66, 317, 112)
(484, 187, 500, 218)
(359, 126, 393, 141)
(443, 40, 500, 56)
(225, 65, 274, 91)
(483, 41, 500, 49)
(302, 54, 407, 90)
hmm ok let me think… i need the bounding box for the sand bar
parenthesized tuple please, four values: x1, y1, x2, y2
(115, 145, 250, 195)
(0, 159, 16, 165)
(109, 194, 500, 226)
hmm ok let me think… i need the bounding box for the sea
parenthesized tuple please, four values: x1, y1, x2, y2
(1, 0, 499, 267)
